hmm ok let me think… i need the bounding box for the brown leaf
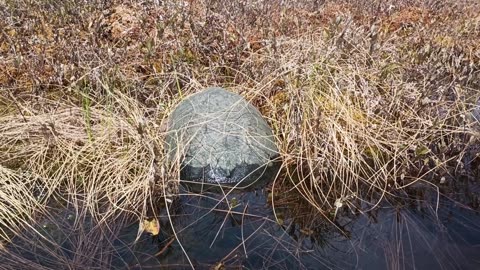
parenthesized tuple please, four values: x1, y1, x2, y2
(141, 218, 160, 236)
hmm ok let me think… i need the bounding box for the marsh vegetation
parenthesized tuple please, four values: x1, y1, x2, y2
(1, 0, 480, 269)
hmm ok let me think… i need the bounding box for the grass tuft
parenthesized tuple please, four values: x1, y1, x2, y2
(0, 0, 479, 268)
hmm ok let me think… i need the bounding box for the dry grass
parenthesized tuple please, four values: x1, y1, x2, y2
(1, 0, 480, 268)
(0, 88, 178, 268)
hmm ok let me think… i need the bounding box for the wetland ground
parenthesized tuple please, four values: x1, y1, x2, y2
(1, 0, 480, 269)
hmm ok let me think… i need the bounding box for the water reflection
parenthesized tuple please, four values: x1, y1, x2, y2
(127, 183, 480, 269)
(2, 183, 480, 269)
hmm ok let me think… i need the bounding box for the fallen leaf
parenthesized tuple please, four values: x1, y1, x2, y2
(141, 218, 160, 236)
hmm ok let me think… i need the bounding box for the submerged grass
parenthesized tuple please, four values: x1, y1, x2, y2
(1, 0, 480, 268)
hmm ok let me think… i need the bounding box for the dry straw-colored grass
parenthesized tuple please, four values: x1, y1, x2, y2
(0, 90, 165, 222)
(0, 0, 480, 268)
(0, 88, 177, 268)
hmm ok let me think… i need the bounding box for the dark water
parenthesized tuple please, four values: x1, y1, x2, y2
(114, 184, 480, 270)
(3, 183, 480, 270)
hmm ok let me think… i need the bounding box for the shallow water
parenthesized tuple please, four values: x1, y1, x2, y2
(114, 185, 480, 270)
(3, 183, 480, 270)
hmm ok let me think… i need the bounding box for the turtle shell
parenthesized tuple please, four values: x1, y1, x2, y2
(166, 87, 280, 192)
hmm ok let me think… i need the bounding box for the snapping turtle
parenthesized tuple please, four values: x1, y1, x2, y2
(166, 87, 280, 192)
